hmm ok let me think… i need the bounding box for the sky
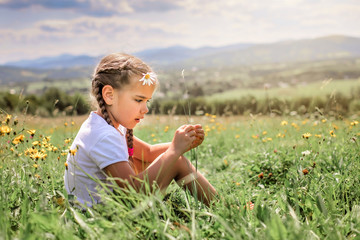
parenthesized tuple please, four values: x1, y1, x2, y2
(0, 0, 360, 64)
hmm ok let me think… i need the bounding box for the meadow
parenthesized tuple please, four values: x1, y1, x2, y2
(207, 78, 360, 101)
(0, 109, 359, 239)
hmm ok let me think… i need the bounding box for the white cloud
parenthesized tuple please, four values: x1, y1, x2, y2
(0, 0, 359, 63)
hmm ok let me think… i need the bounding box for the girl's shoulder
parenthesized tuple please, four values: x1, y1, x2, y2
(74, 112, 125, 148)
(84, 112, 122, 137)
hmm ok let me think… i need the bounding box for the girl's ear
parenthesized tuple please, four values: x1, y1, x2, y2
(102, 85, 115, 105)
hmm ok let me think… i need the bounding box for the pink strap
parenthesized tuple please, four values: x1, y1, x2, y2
(128, 147, 134, 156)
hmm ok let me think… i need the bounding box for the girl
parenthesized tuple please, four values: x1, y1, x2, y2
(64, 53, 217, 207)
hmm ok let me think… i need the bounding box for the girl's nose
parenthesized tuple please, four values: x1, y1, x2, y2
(141, 103, 149, 114)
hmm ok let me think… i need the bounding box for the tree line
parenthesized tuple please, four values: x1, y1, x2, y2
(1, 87, 359, 117)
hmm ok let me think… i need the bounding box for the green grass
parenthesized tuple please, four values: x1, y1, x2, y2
(26, 78, 90, 93)
(1, 112, 360, 239)
(207, 78, 360, 101)
(3, 78, 91, 95)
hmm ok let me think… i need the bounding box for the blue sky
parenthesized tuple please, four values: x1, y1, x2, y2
(0, 0, 359, 64)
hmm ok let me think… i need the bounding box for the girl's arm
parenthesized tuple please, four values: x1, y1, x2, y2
(133, 136, 170, 163)
(133, 124, 204, 163)
(105, 125, 197, 190)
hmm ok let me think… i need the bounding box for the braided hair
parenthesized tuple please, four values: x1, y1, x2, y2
(91, 53, 154, 171)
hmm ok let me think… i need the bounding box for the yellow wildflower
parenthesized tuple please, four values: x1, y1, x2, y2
(30, 152, 47, 160)
(350, 120, 358, 126)
(71, 121, 75, 126)
(24, 148, 37, 155)
(321, 119, 327, 123)
(302, 119, 309, 125)
(315, 134, 322, 138)
(302, 133, 312, 139)
(262, 131, 267, 135)
(223, 159, 228, 166)
(12, 134, 25, 145)
(330, 130, 336, 137)
(277, 133, 285, 138)
(69, 148, 77, 156)
(153, 138, 157, 142)
(235, 134, 240, 139)
(291, 123, 299, 129)
(0, 125, 12, 135)
(64, 138, 71, 144)
(27, 129, 36, 136)
(151, 133, 156, 137)
(211, 115, 217, 119)
(210, 119, 215, 123)
(252, 135, 259, 139)
(33, 164, 38, 168)
(332, 124, 339, 130)
(281, 121, 288, 126)
(34, 174, 40, 179)
(64, 122, 68, 127)
(5, 114, 12, 124)
(164, 126, 169, 132)
(32, 141, 41, 146)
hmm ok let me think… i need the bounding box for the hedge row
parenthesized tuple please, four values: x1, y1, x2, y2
(1, 87, 359, 117)
(150, 93, 360, 117)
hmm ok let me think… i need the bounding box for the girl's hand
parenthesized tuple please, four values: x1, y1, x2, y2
(169, 125, 197, 155)
(190, 124, 205, 149)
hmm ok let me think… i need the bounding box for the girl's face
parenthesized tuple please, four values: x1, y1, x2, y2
(106, 75, 156, 129)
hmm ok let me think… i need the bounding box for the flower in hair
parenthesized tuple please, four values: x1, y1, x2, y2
(139, 72, 156, 86)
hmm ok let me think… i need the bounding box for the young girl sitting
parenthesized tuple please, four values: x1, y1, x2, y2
(64, 53, 217, 207)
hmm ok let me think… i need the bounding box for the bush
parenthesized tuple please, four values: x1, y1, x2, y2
(349, 99, 360, 114)
(0, 86, 359, 117)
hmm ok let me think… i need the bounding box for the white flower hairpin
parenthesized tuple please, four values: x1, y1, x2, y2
(139, 72, 157, 86)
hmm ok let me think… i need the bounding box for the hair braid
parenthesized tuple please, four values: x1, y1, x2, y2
(93, 79, 113, 126)
(126, 128, 135, 172)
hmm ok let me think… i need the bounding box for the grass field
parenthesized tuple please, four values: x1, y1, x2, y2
(0, 111, 359, 239)
(207, 78, 360, 101)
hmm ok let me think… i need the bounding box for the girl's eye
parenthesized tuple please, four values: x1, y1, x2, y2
(135, 99, 151, 104)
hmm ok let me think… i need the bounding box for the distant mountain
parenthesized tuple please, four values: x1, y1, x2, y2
(135, 43, 254, 67)
(2, 44, 254, 70)
(3, 54, 101, 69)
(1, 35, 360, 84)
(0, 65, 93, 84)
(182, 35, 360, 68)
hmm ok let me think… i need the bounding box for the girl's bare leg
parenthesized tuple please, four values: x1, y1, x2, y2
(137, 154, 217, 206)
(133, 157, 151, 173)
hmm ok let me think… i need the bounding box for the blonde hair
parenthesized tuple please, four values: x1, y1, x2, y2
(91, 53, 154, 170)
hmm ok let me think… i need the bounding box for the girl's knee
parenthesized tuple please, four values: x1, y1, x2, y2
(175, 155, 194, 175)
(177, 155, 190, 167)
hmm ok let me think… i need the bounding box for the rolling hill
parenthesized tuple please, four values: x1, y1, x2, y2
(181, 35, 360, 68)
(0, 35, 359, 86)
